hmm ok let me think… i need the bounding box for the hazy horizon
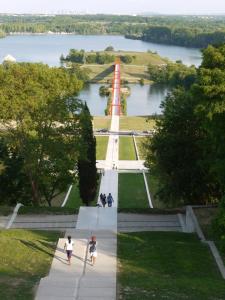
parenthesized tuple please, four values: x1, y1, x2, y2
(1, 0, 225, 15)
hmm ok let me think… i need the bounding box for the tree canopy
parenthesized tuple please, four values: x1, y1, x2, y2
(145, 44, 225, 206)
(0, 63, 83, 206)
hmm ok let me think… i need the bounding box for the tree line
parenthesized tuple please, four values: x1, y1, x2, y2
(61, 49, 134, 65)
(139, 26, 225, 48)
(0, 62, 97, 207)
(144, 44, 225, 243)
(2, 14, 225, 47)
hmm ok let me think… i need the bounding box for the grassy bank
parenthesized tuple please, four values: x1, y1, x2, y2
(135, 137, 147, 160)
(0, 230, 61, 300)
(118, 231, 225, 300)
(194, 207, 225, 264)
(146, 173, 165, 208)
(118, 174, 149, 208)
(81, 51, 166, 83)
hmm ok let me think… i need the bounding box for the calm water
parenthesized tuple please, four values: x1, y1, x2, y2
(79, 83, 168, 116)
(0, 34, 201, 66)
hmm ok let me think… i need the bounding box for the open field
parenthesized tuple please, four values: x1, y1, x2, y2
(93, 116, 156, 131)
(119, 137, 136, 160)
(118, 231, 225, 300)
(81, 51, 166, 83)
(93, 116, 111, 130)
(118, 174, 149, 208)
(96, 136, 109, 160)
(119, 116, 156, 131)
(0, 230, 61, 300)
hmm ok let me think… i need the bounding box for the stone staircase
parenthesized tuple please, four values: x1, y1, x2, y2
(118, 213, 182, 232)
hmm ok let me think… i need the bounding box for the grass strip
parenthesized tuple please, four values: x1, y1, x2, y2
(118, 173, 149, 208)
(119, 137, 137, 160)
(96, 136, 109, 160)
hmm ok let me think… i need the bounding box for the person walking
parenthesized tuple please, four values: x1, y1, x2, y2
(102, 194, 107, 207)
(89, 236, 97, 266)
(100, 193, 104, 206)
(64, 235, 74, 265)
(107, 193, 114, 207)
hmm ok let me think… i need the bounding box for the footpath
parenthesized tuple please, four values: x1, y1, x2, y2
(35, 63, 120, 300)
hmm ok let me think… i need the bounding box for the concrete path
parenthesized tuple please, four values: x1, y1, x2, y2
(36, 62, 120, 300)
(35, 229, 117, 300)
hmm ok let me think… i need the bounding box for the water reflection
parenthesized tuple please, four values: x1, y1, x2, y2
(127, 84, 169, 116)
(79, 83, 169, 116)
(78, 84, 107, 116)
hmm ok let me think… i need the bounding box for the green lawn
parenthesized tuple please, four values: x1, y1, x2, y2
(135, 137, 147, 160)
(118, 231, 225, 300)
(64, 184, 83, 209)
(96, 136, 109, 160)
(93, 116, 111, 130)
(65, 178, 101, 209)
(0, 229, 61, 300)
(120, 116, 156, 131)
(118, 174, 149, 208)
(119, 137, 137, 160)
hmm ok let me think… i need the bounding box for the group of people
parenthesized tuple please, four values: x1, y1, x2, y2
(99, 192, 114, 207)
(64, 235, 97, 266)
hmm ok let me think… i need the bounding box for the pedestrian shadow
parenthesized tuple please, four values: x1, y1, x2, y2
(57, 247, 85, 263)
(54, 255, 68, 265)
(15, 239, 54, 257)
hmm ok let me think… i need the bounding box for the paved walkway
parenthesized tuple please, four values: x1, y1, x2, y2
(36, 62, 120, 300)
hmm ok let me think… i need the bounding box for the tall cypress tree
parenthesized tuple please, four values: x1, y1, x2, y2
(78, 102, 98, 206)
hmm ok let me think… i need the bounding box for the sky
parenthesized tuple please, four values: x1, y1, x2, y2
(1, 0, 225, 15)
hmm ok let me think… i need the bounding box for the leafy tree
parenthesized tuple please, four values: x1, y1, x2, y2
(0, 137, 31, 205)
(145, 89, 214, 206)
(0, 63, 83, 206)
(78, 102, 98, 206)
(120, 55, 133, 64)
(145, 44, 225, 206)
(193, 45, 225, 195)
(105, 46, 114, 51)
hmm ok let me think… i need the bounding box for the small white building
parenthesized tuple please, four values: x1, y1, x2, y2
(3, 54, 16, 63)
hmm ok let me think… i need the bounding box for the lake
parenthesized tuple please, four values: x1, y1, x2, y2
(79, 83, 168, 116)
(0, 34, 202, 66)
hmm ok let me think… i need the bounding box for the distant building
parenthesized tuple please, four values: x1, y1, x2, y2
(3, 54, 16, 63)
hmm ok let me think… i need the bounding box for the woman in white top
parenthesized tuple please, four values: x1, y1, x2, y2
(64, 236, 74, 265)
(89, 235, 97, 266)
